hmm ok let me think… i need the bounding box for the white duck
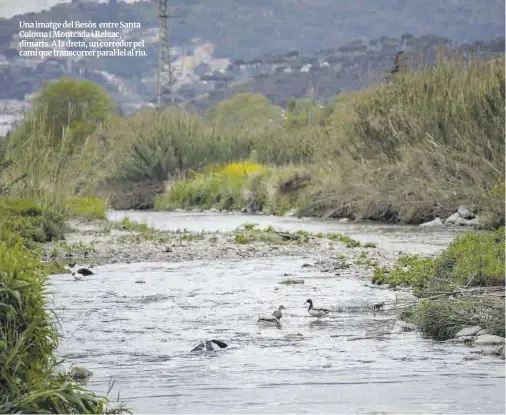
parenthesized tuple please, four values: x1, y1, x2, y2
(258, 305, 286, 323)
(305, 298, 330, 319)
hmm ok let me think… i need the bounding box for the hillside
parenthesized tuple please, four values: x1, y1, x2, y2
(0, 0, 504, 112)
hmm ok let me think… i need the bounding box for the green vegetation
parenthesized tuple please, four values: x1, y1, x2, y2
(404, 297, 505, 341)
(155, 56, 505, 226)
(206, 93, 283, 130)
(375, 228, 505, 340)
(113, 217, 155, 233)
(5, 56, 502, 224)
(232, 224, 369, 247)
(64, 196, 107, 220)
(0, 197, 125, 413)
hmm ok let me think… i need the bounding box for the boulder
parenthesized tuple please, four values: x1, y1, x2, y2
(69, 366, 93, 381)
(444, 212, 460, 224)
(455, 216, 480, 226)
(447, 336, 475, 344)
(420, 217, 443, 227)
(458, 205, 475, 219)
(474, 334, 506, 345)
(455, 325, 482, 337)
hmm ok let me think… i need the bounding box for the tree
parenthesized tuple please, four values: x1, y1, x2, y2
(208, 93, 283, 130)
(30, 77, 116, 149)
(284, 97, 329, 128)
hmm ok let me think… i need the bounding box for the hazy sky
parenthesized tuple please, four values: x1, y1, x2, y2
(0, 0, 141, 19)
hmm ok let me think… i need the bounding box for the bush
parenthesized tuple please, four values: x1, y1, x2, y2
(64, 196, 108, 220)
(372, 228, 505, 292)
(406, 298, 505, 341)
(155, 162, 269, 211)
(0, 198, 66, 247)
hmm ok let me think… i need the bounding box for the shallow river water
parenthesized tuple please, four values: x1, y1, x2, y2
(49, 212, 505, 414)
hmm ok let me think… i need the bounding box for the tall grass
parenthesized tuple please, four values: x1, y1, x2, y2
(0, 197, 123, 413)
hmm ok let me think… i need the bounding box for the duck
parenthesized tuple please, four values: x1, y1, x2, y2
(305, 299, 330, 319)
(77, 267, 94, 276)
(373, 302, 385, 312)
(191, 339, 228, 352)
(258, 305, 286, 323)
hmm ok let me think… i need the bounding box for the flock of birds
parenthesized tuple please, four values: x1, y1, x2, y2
(191, 298, 331, 352)
(51, 253, 333, 353)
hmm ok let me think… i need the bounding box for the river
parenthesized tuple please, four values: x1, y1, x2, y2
(49, 211, 505, 414)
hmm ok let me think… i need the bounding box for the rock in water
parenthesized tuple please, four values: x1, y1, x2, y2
(419, 217, 443, 227)
(455, 325, 482, 337)
(444, 212, 460, 224)
(457, 205, 475, 219)
(70, 366, 93, 381)
(475, 335, 506, 345)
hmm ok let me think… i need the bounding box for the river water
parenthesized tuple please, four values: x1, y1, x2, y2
(49, 212, 505, 414)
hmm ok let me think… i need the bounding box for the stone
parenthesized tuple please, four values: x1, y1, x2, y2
(444, 212, 460, 224)
(70, 366, 93, 381)
(420, 217, 443, 227)
(339, 218, 350, 223)
(446, 336, 475, 344)
(475, 328, 489, 336)
(392, 320, 417, 333)
(455, 325, 482, 337)
(467, 217, 480, 226)
(279, 278, 304, 285)
(474, 334, 505, 345)
(455, 217, 479, 226)
(458, 205, 475, 219)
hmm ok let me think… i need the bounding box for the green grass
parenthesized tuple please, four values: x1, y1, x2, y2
(112, 217, 155, 233)
(378, 228, 505, 341)
(64, 196, 108, 220)
(372, 228, 505, 292)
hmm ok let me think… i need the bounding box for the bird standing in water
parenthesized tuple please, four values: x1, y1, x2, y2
(305, 299, 330, 320)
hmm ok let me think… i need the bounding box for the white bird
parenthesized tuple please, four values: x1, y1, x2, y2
(305, 298, 330, 319)
(258, 305, 286, 323)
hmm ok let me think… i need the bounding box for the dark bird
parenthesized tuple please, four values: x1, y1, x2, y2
(373, 302, 385, 312)
(305, 299, 330, 319)
(77, 268, 94, 276)
(191, 340, 228, 352)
